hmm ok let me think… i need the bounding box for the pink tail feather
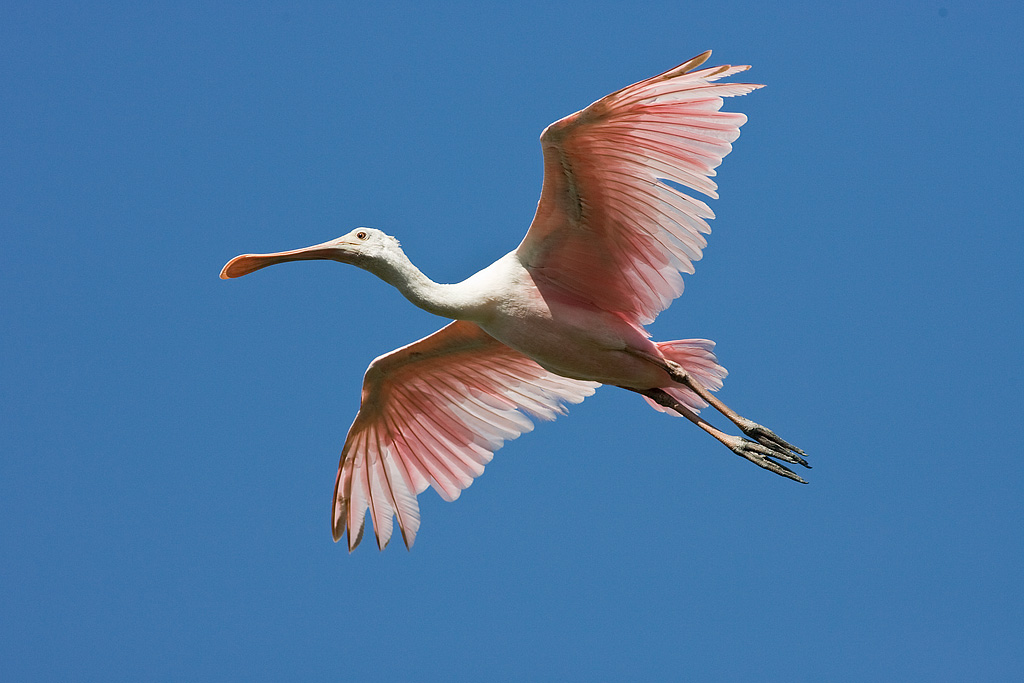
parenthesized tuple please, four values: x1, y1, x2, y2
(643, 339, 727, 415)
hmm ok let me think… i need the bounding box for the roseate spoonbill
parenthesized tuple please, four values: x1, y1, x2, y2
(221, 51, 807, 551)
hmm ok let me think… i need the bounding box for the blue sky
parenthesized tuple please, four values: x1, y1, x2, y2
(2, 1, 1022, 680)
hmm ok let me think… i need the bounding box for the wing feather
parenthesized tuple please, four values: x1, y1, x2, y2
(365, 429, 394, 550)
(332, 320, 598, 550)
(517, 51, 761, 326)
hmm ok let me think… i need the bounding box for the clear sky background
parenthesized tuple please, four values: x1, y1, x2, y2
(3, 1, 1022, 680)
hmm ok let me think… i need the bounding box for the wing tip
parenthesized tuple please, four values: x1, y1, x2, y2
(681, 50, 712, 74)
(348, 521, 364, 552)
(649, 51, 711, 82)
(332, 498, 346, 543)
(399, 526, 416, 551)
(335, 510, 416, 552)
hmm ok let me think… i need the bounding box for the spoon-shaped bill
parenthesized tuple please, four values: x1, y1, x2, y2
(220, 239, 347, 279)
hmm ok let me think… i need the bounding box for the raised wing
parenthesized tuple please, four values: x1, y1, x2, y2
(333, 320, 598, 551)
(517, 51, 762, 326)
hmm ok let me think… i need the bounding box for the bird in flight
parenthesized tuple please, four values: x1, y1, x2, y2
(221, 51, 808, 551)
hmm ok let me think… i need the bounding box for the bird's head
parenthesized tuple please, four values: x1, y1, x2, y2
(219, 227, 402, 279)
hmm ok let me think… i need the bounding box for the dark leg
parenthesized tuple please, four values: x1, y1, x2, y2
(626, 348, 808, 466)
(628, 387, 809, 484)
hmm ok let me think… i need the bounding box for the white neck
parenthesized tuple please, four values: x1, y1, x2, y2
(363, 247, 482, 320)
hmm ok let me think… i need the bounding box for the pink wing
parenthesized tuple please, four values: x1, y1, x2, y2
(333, 320, 598, 551)
(517, 51, 762, 326)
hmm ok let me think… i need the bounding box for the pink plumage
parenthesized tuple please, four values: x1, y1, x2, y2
(518, 53, 762, 326)
(333, 320, 597, 550)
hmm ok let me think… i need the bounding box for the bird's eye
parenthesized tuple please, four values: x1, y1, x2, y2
(356, 231, 368, 241)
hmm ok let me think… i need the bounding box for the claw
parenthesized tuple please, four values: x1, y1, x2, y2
(757, 444, 809, 468)
(727, 436, 808, 484)
(738, 420, 809, 467)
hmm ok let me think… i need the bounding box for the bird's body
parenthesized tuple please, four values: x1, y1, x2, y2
(222, 51, 807, 551)
(378, 246, 667, 387)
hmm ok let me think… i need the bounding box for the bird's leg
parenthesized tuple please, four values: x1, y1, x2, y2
(635, 388, 808, 483)
(625, 348, 808, 467)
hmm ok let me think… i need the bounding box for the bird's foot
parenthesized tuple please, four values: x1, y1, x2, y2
(725, 434, 809, 484)
(735, 418, 809, 468)
(660, 359, 810, 468)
